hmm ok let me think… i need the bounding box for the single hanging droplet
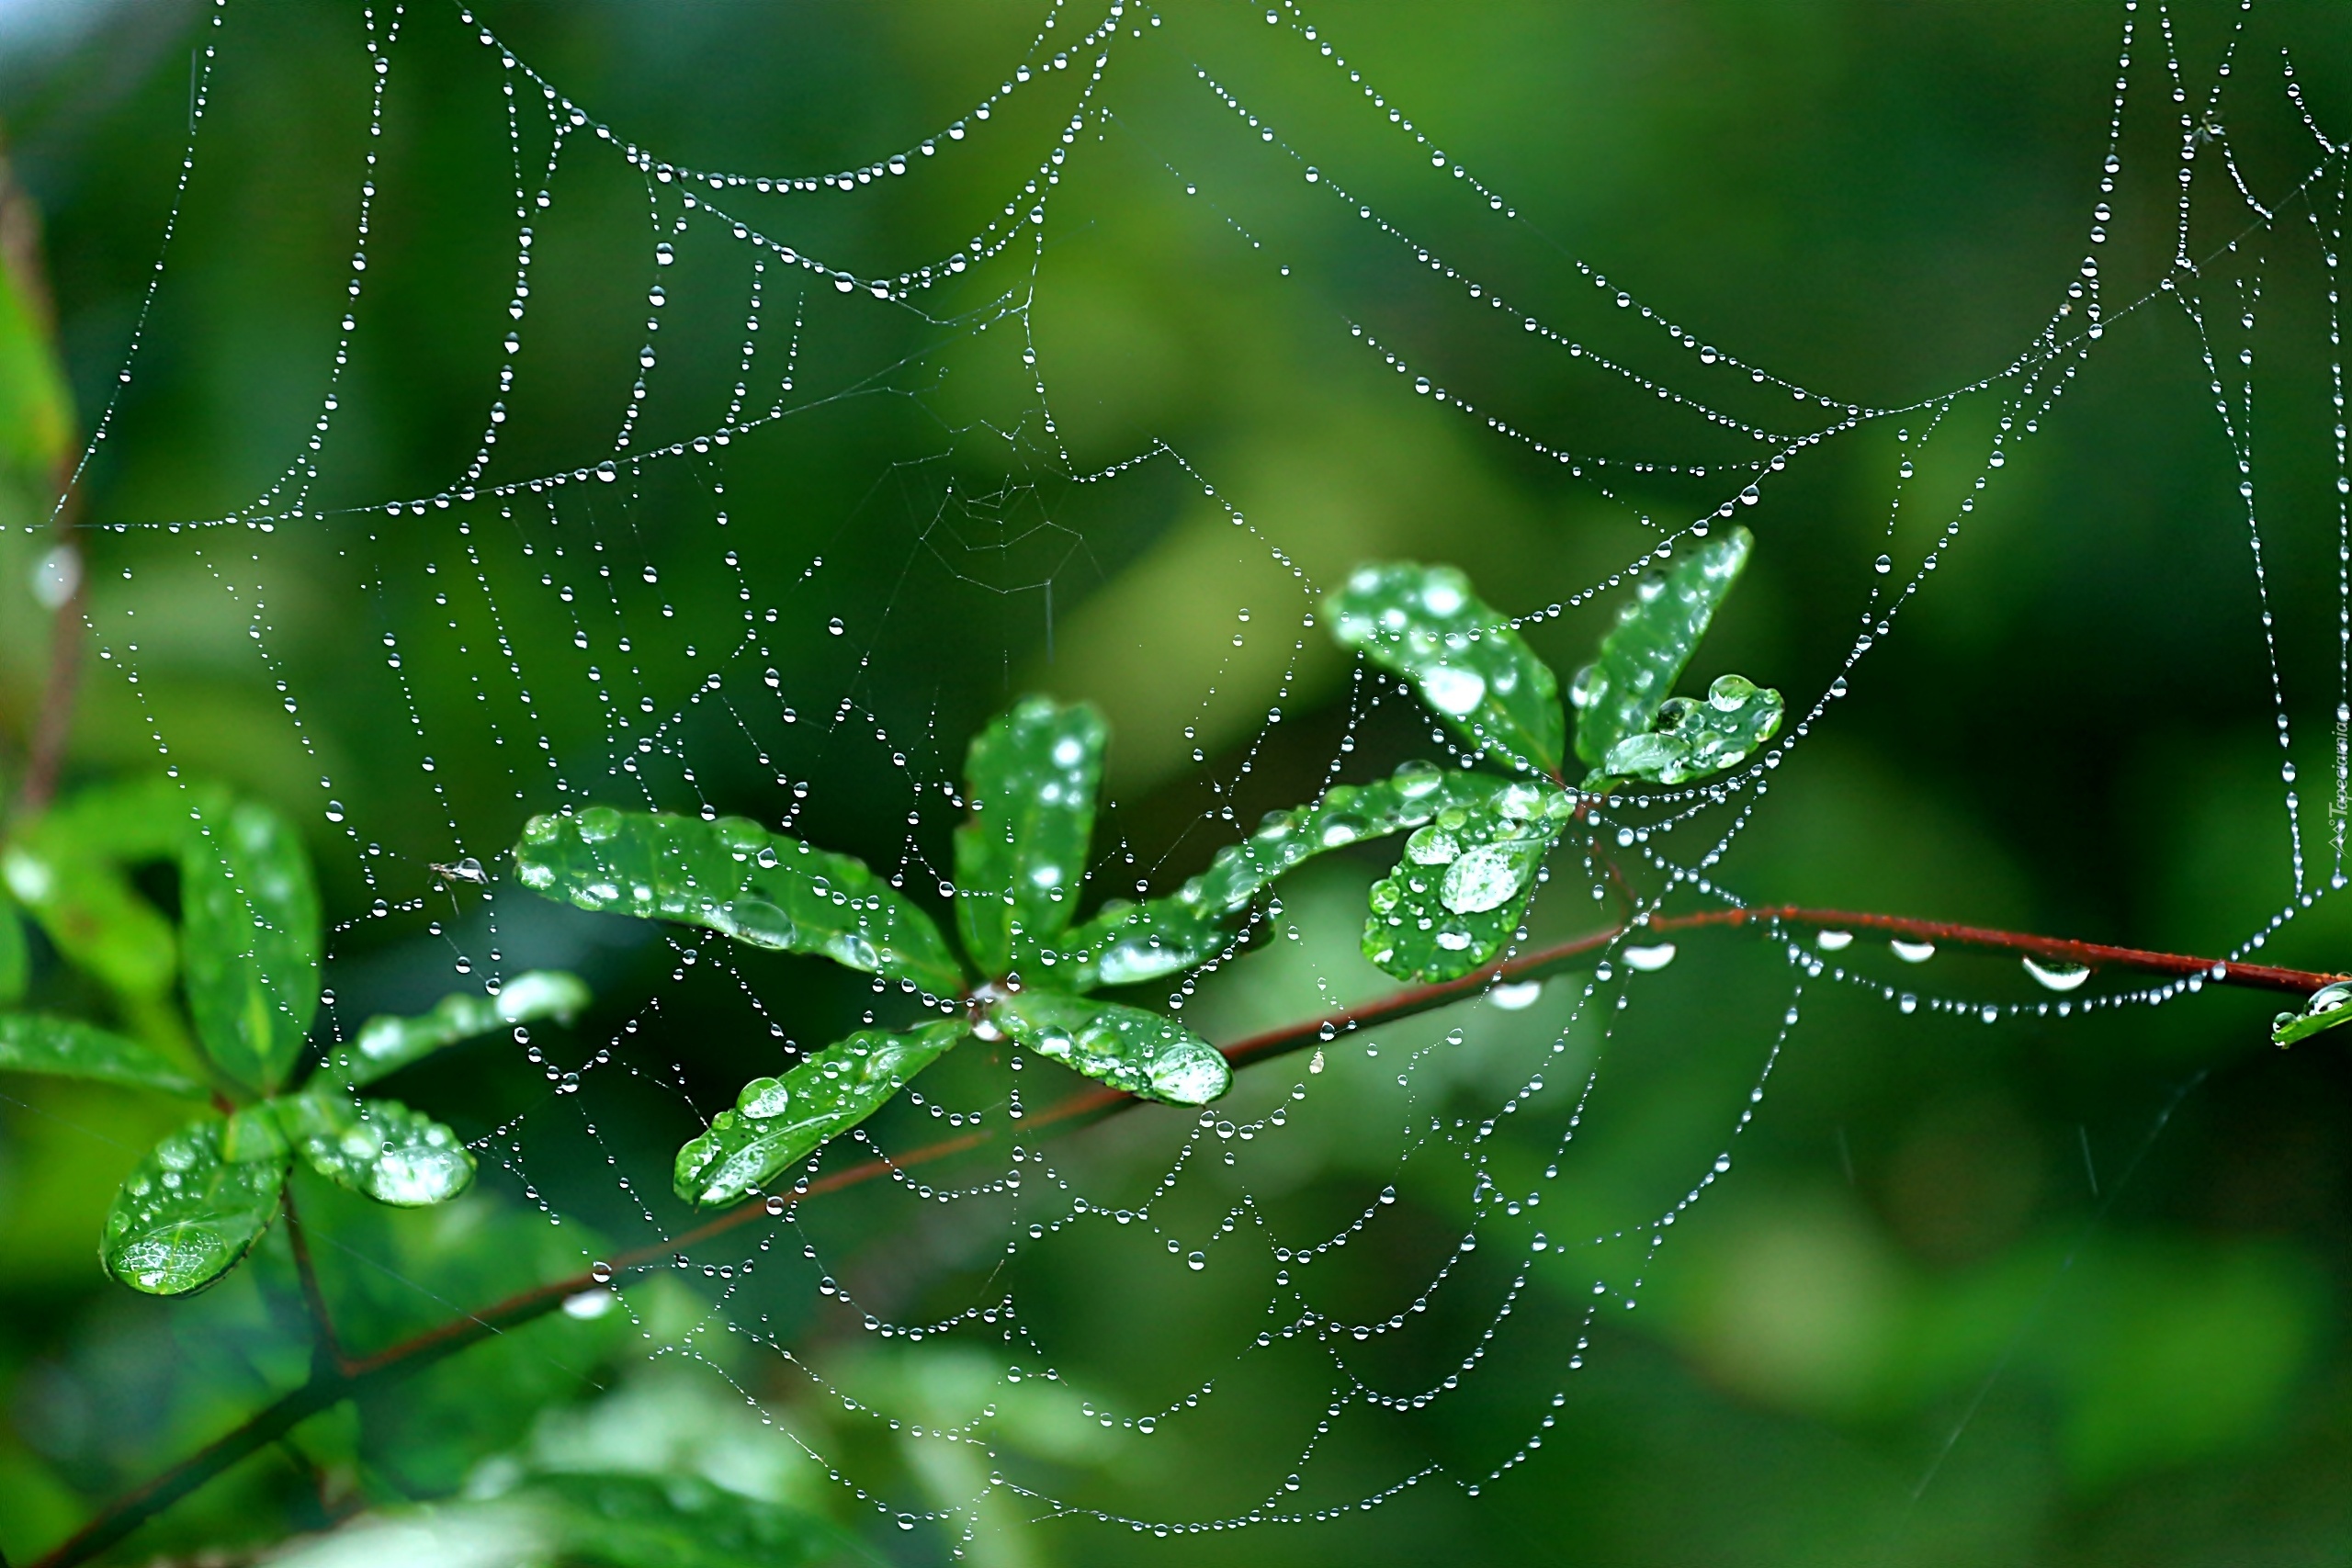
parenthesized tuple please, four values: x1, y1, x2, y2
(2020, 954, 2090, 992)
(1874, 554, 1893, 574)
(1890, 939, 1936, 963)
(590, 1260, 614, 1283)
(1186, 1251, 1205, 1271)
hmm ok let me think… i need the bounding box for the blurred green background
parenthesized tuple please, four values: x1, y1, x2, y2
(1, 2, 2347, 1563)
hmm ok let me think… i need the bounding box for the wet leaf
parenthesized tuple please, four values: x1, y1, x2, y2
(1571, 525, 1752, 770)
(1362, 789, 1564, 983)
(102, 1109, 288, 1295)
(0, 1012, 205, 1095)
(180, 795, 322, 1093)
(955, 696, 1106, 977)
(1329, 562, 1566, 776)
(330, 970, 591, 1089)
(2272, 981, 2352, 1047)
(989, 991, 1230, 1105)
(276, 1087, 476, 1206)
(1595, 673, 1784, 786)
(1046, 761, 1523, 991)
(515, 808, 964, 998)
(673, 1020, 967, 1206)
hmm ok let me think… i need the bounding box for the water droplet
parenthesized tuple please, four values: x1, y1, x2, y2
(1441, 847, 1526, 913)
(1490, 979, 1543, 1010)
(1419, 666, 1487, 716)
(1874, 554, 1893, 574)
(2021, 955, 2090, 991)
(1187, 1251, 1205, 1271)
(1898, 992, 1918, 1014)
(590, 1260, 614, 1283)
(828, 617, 845, 636)
(1433, 922, 1476, 952)
(324, 801, 345, 823)
(1815, 929, 1852, 951)
(1890, 939, 1936, 963)
(765, 1194, 787, 1215)
(1407, 825, 1460, 865)
(1623, 942, 1677, 972)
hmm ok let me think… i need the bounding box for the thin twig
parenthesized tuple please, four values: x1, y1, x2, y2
(278, 1184, 346, 1375)
(28, 900, 2335, 1567)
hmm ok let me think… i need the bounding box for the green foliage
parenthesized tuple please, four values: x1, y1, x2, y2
(1363, 779, 1567, 982)
(0, 213, 72, 481)
(1327, 537, 1781, 983)
(0, 774, 589, 1295)
(1569, 527, 1758, 772)
(1329, 562, 1566, 776)
(514, 806, 965, 998)
(954, 695, 1106, 975)
(672, 1021, 967, 1206)
(2270, 980, 2352, 1047)
(989, 990, 1230, 1105)
(330, 969, 590, 1088)
(520, 694, 1506, 1204)
(100, 1110, 289, 1295)
(275, 1086, 477, 1207)
(0, 1013, 203, 1095)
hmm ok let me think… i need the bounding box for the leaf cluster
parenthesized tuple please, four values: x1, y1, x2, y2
(0, 776, 587, 1294)
(514, 532, 1777, 1200)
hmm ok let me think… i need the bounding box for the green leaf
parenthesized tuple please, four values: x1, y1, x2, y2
(1, 840, 177, 1002)
(0, 216, 73, 483)
(1594, 674, 1784, 786)
(528, 1472, 849, 1568)
(1362, 787, 1566, 983)
(2272, 982, 2352, 1047)
(954, 696, 1107, 977)
(0, 1013, 205, 1095)
(989, 991, 1230, 1105)
(1571, 525, 1753, 770)
(1329, 562, 1566, 776)
(180, 795, 322, 1093)
(673, 1019, 967, 1206)
(515, 807, 965, 998)
(0, 886, 25, 1005)
(102, 1109, 288, 1295)
(329, 970, 591, 1089)
(1046, 762, 1524, 991)
(276, 1086, 476, 1206)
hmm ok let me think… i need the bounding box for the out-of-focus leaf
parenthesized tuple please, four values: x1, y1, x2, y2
(531, 1472, 848, 1568)
(329, 969, 590, 1088)
(266, 1474, 846, 1568)
(1362, 789, 1563, 983)
(0, 886, 26, 1004)
(673, 1020, 967, 1206)
(2272, 981, 2352, 1047)
(102, 1109, 288, 1295)
(515, 807, 965, 998)
(954, 696, 1106, 976)
(180, 795, 322, 1093)
(0, 1013, 204, 1095)
(1571, 526, 1753, 770)
(1329, 562, 1566, 776)
(989, 991, 1230, 1105)
(0, 215, 72, 481)
(1596, 673, 1784, 786)
(1, 840, 176, 1001)
(276, 1086, 476, 1206)
(1046, 762, 1521, 991)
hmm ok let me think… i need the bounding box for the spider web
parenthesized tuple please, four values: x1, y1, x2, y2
(38, 0, 2352, 1557)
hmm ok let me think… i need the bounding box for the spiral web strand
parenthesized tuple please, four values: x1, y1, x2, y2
(35, 0, 2351, 1554)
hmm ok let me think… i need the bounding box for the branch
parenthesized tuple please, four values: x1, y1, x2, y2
(278, 1185, 346, 1375)
(28, 900, 2329, 1567)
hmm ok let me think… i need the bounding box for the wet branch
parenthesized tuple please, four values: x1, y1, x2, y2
(27, 901, 2334, 1568)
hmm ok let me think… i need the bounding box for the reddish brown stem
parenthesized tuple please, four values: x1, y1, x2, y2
(28, 901, 2333, 1568)
(278, 1185, 346, 1375)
